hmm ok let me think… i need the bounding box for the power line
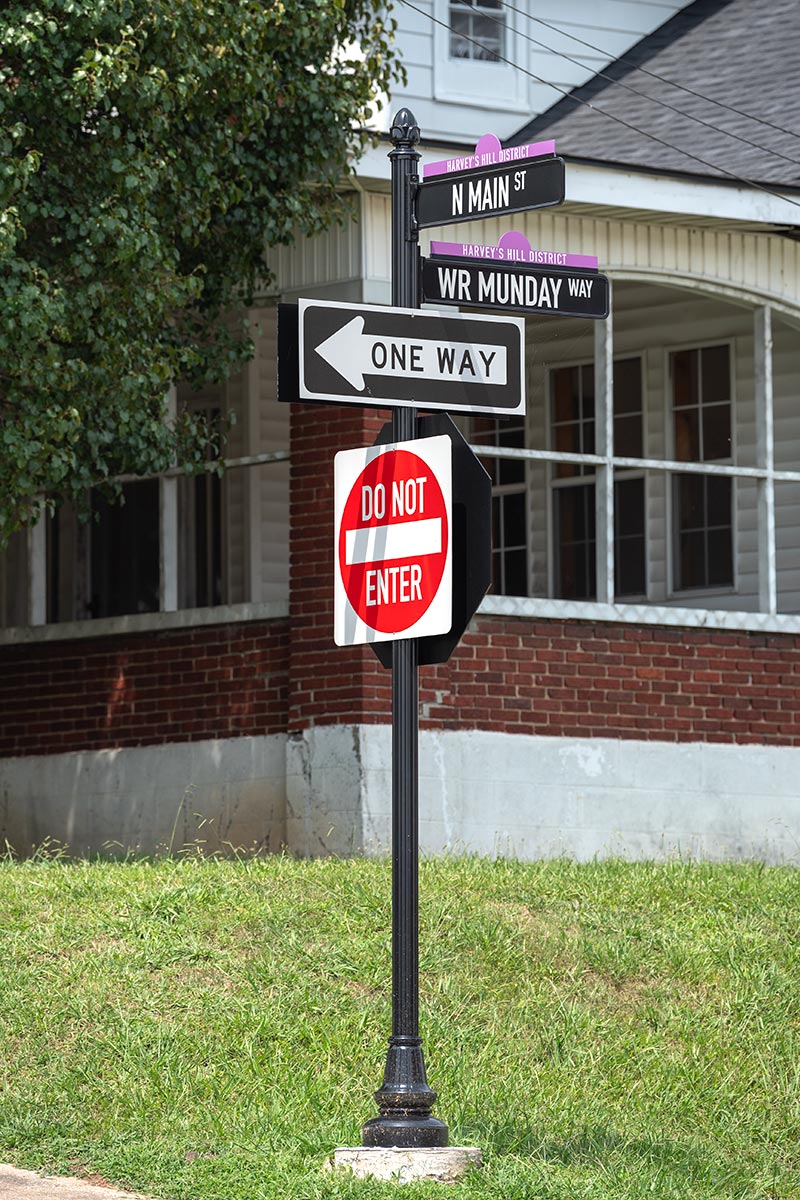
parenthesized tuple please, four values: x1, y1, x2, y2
(499, 0, 800, 142)
(449, 0, 800, 171)
(398, 0, 800, 215)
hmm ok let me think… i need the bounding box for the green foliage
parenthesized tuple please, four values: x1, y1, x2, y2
(0, 856, 797, 1199)
(0, 1, 401, 542)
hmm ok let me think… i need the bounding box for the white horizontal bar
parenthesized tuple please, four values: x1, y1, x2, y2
(345, 517, 442, 565)
(479, 593, 800, 635)
(469, 444, 800, 484)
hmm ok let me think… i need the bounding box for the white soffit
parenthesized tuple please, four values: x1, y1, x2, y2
(355, 141, 800, 231)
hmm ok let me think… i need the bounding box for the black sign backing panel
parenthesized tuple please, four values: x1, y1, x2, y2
(415, 156, 565, 229)
(298, 298, 525, 417)
(422, 257, 610, 320)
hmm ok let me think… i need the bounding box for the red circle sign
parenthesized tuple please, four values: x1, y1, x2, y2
(338, 449, 449, 635)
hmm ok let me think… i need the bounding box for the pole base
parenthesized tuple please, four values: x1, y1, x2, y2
(362, 1114, 449, 1149)
(363, 1036, 448, 1148)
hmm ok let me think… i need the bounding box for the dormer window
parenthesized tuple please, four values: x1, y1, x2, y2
(449, 0, 505, 62)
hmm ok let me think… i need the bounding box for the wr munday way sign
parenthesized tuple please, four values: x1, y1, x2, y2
(334, 435, 452, 647)
(422, 256, 610, 320)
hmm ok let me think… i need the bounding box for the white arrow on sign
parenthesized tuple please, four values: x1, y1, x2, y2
(315, 315, 508, 392)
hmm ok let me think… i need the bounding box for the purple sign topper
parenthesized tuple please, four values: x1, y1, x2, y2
(423, 132, 556, 180)
(430, 230, 598, 272)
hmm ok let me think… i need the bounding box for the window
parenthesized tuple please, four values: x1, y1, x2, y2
(550, 358, 645, 600)
(40, 396, 227, 623)
(90, 483, 160, 618)
(472, 413, 527, 595)
(671, 345, 733, 591)
(434, 0, 525, 111)
(449, 0, 505, 61)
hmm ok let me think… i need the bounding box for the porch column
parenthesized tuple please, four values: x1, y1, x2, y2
(754, 305, 777, 614)
(594, 291, 614, 603)
(26, 515, 47, 626)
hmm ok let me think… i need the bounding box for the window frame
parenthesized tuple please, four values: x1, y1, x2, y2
(433, 0, 527, 112)
(663, 338, 739, 600)
(547, 353, 648, 602)
(470, 412, 529, 597)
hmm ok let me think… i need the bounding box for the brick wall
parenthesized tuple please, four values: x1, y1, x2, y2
(416, 617, 800, 746)
(0, 619, 289, 758)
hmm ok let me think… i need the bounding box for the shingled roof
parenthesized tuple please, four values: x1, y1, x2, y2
(509, 0, 800, 190)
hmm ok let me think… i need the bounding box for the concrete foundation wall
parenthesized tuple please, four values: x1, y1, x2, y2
(287, 724, 800, 864)
(0, 734, 287, 857)
(4, 725, 799, 863)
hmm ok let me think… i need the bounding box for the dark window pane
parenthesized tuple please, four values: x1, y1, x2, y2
(706, 475, 732, 528)
(194, 472, 222, 608)
(679, 530, 706, 590)
(90, 482, 159, 618)
(557, 542, 583, 599)
(499, 455, 525, 486)
(503, 549, 527, 596)
(557, 485, 591, 543)
(554, 422, 578, 454)
(702, 404, 731, 461)
(614, 478, 646, 597)
(701, 345, 729, 406)
(615, 413, 642, 458)
(707, 527, 734, 586)
(472, 415, 497, 443)
(675, 407, 700, 460)
(490, 548, 502, 594)
(553, 367, 579, 423)
(580, 363, 595, 417)
(615, 477, 645, 537)
(616, 537, 646, 596)
(678, 473, 705, 530)
(613, 358, 642, 415)
(502, 490, 526, 547)
(672, 349, 699, 409)
(498, 423, 524, 448)
(583, 418, 595, 456)
(491, 494, 501, 544)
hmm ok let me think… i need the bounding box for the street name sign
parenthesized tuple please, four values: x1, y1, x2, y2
(422, 256, 610, 320)
(415, 154, 565, 230)
(298, 298, 525, 417)
(334, 434, 452, 647)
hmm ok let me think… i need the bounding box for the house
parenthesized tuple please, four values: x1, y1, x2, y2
(2, 0, 800, 862)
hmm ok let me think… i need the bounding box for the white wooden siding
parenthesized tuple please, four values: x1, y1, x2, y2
(265, 211, 363, 301)
(386, 0, 694, 144)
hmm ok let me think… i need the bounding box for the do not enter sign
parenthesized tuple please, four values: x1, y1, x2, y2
(334, 435, 452, 646)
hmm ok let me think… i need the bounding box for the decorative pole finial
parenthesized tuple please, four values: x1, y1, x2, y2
(390, 107, 420, 148)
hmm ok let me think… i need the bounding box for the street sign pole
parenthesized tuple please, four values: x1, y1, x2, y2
(362, 109, 449, 1150)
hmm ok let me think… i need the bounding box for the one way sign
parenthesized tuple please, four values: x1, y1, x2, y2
(295, 298, 525, 417)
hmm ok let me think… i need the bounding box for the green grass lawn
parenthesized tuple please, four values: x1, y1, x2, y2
(0, 854, 797, 1199)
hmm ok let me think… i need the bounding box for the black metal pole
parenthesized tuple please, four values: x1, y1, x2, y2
(361, 108, 449, 1150)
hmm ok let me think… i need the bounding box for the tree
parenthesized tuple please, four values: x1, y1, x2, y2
(0, 0, 402, 543)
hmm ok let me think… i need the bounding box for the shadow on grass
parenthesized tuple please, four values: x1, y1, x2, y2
(486, 1121, 712, 1181)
